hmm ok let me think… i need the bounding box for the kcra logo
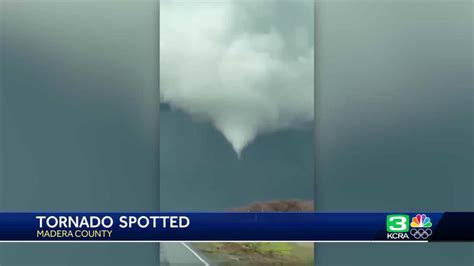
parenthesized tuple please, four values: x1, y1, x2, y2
(386, 214, 433, 240)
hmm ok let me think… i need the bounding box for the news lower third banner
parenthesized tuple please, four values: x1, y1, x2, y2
(0, 212, 472, 242)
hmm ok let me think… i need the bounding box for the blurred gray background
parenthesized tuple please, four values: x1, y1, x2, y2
(0, 1, 160, 265)
(315, 0, 473, 265)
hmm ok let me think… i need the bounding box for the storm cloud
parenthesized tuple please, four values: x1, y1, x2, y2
(160, 0, 314, 157)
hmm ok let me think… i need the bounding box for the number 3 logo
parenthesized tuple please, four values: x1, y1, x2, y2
(386, 214, 409, 233)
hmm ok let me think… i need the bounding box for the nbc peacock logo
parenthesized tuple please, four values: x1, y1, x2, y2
(409, 214, 433, 240)
(410, 214, 433, 228)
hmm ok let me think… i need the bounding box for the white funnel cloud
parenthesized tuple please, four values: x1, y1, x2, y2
(160, 0, 314, 157)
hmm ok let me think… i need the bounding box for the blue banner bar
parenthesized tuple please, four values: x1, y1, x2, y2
(0, 212, 471, 242)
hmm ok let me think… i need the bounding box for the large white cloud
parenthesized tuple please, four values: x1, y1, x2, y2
(160, 0, 314, 157)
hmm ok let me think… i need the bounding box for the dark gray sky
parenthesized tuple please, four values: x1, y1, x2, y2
(160, 108, 313, 211)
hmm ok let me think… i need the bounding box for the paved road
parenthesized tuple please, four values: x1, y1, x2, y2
(161, 242, 209, 265)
